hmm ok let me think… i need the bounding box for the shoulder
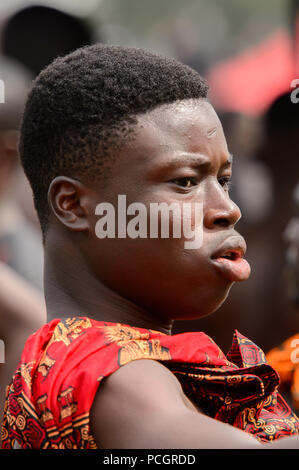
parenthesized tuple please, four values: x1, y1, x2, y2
(90, 359, 196, 448)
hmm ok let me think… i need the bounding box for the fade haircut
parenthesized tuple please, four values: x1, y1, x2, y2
(19, 44, 209, 233)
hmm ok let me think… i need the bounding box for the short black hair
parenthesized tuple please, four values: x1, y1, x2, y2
(20, 43, 209, 234)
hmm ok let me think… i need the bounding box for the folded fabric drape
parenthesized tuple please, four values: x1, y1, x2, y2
(1, 317, 298, 448)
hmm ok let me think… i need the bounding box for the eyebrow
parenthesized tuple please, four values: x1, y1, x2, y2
(222, 153, 234, 168)
(163, 153, 210, 168)
(157, 152, 234, 170)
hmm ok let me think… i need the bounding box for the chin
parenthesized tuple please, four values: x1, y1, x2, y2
(171, 287, 232, 321)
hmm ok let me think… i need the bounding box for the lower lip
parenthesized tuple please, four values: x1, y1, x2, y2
(211, 257, 251, 282)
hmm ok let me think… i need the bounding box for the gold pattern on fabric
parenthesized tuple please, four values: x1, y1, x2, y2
(36, 394, 54, 424)
(119, 339, 171, 366)
(100, 324, 150, 344)
(51, 318, 93, 347)
(57, 386, 78, 421)
(38, 353, 56, 378)
(20, 361, 35, 389)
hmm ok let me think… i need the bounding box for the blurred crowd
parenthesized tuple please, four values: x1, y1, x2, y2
(0, 1, 298, 418)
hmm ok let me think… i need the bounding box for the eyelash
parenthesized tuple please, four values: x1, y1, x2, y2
(171, 176, 232, 191)
(218, 176, 232, 191)
(171, 177, 197, 188)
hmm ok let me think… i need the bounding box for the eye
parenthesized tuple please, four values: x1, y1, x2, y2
(171, 177, 197, 188)
(218, 176, 232, 191)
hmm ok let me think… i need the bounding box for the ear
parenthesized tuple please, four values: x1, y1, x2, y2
(48, 176, 90, 232)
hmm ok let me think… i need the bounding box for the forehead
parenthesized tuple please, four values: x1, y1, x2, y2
(124, 99, 229, 167)
(140, 99, 221, 135)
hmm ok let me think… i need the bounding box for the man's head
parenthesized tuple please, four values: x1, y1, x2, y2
(20, 44, 250, 321)
(20, 43, 209, 233)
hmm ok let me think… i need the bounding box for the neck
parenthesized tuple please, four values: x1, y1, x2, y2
(44, 240, 173, 335)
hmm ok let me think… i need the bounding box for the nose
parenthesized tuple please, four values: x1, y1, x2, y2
(203, 183, 241, 230)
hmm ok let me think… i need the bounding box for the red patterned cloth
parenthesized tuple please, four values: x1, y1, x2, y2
(1, 316, 299, 448)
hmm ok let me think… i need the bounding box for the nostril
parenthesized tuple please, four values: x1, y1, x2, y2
(214, 218, 230, 228)
(204, 204, 241, 230)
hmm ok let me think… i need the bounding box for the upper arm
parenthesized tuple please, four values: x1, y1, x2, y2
(90, 359, 192, 448)
(89, 359, 261, 449)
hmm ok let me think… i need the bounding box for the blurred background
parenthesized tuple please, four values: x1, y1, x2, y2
(0, 0, 298, 411)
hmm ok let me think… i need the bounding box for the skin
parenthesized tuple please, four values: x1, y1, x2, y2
(44, 98, 298, 448)
(46, 99, 242, 331)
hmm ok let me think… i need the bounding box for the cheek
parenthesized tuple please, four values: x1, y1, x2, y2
(90, 196, 211, 277)
(89, 230, 210, 292)
(89, 193, 214, 287)
(87, 232, 230, 318)
(144, 196, 205, 249)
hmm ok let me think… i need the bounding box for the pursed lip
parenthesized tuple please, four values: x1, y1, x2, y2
(211, 235, 247, 260)
(210, 234, 250, 282)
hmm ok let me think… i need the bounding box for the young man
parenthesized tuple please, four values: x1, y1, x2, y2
(1, 44, 298, 449)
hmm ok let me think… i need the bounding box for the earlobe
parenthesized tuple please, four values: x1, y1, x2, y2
(48, 176, 90, 232)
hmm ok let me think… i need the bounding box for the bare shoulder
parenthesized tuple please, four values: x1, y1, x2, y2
(90, 359, 195, 448)
(89, 359, 274, 449)
(90, 359, 290, 449)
